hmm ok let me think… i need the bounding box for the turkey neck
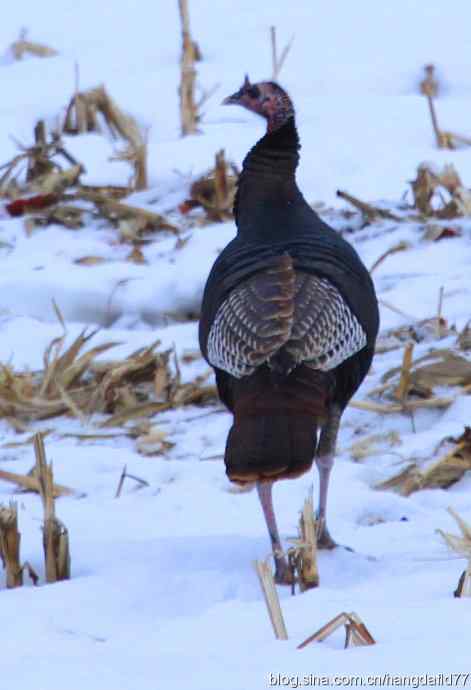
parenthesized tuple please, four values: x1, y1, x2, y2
(235, 116, 310, 243)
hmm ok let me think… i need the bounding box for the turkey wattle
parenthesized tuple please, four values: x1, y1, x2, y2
(199, 76, 379, 584)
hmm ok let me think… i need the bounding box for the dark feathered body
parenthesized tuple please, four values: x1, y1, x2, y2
(199, 114, 379, 485)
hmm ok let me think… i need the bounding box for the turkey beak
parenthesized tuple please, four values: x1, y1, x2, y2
(222, 92, 241, 106)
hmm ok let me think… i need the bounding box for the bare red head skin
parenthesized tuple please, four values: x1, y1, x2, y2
(222, 75, 294, 133)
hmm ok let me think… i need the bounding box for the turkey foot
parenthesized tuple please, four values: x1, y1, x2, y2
(315, 408, 343, 550)
(316, 516, 338, 550)
(273, 553, 295, 585)
(316, 516, 354, 552)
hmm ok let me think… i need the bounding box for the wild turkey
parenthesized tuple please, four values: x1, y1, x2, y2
(199, 76, 379, 583)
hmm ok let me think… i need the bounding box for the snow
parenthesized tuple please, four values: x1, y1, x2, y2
(1, 1, 471, 688)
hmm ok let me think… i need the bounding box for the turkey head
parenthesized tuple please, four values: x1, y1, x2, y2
(222, 75, 294, 132)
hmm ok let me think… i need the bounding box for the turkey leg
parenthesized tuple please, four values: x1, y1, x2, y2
(256, 480, 293, 585)
(315, 406, 341, 549)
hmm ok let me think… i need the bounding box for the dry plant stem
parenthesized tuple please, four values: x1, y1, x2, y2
(454, 565, 471, 598)
(11, 35, 58, 60)
(178, 0, 198, 135)
(0, 121, 84, 199)
(32, 165, 83, 196)
(76, 192, 178, 234)
(437, 507, 471, 597)
(187, 149, 238, 221)
(0, 330, 217, 441)
(393, 342, 414, 401)
(297, 612, 375, 650)
(378, 298, 418, 323)
(0, 468, 75, 497)
(344, 612, 376, 648)
(276, 38, 294, 79)
(350, 395, 451, 415)
(381, 349, 471, 389)
(425, 95, 457, 150)
(427, 95, 445, 148)
(447, 507, 471, 543)
(73, 63, 84, 132)
(254, 560, 288, 640)
(34, 433, 56, 581)
(124, 472, 149, 487)
(458, 321, 471, 351)
(438, 506, 471, 557)
(214, 150, 229, 218)
(28, 121, 52, 180)
(379, 430, 471, 495)
(115, 465, 148, 497)
(348, 430, 401, 462)
(436, 286, 444, 339)
(90, 86, 148, 189)
(296, 497, 319, 590)
(336, 190, 401, 222)
(270, 27, 277, 80)
(34, 433, 71, 582)
(270, 26, 294, 80)
(298, 612, 347, 648)
(369, 241, 409, 274)
(395, 342, 416, 432)
(0, 503, 22, 587)
(196, 83, 220, 112)
(420, 65, 438, 98)
(63, 86, 147, 189)
(22, 561, 39, 586)
(1, 428, 53, 449)
(448, 132, 471, 147)
(115, 465, 127, 498)
(86, 86, 134, 139)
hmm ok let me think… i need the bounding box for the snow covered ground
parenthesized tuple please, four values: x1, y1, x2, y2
(1, 2, 471, 688)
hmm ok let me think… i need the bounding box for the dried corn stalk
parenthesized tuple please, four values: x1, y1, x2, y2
(79, 193, 177, 237)
(369, 241, 410, 274)
(419, 64, 438, 98)
(63, 85, 147, 190)
(254, 559, 288, 640)
(348, 431, 401, 462)
(297, 611, 375, 650)
(0, 121, 82, 199)
(10, 29, 58, 61)
(136, 427, 175, 456)
(377, 427, 471, 496)
(34, 434, 70, 583)
(458, 322, 471, 351)
(336, 189, 401, 224)
(181, 149, 238, 222)
(0, 332, 218, 449)
(437, 507, 471, 598)
(270, 26, 294, 81)
(410, 162, 471, 218)
(114, 465, 149, 498)
(424, 88, 471, 151)
(178, 0, 198, 135)
(0, 503, 22, 588)
(0, 468, 76, 498)
(393, 342, 414, 401)
(380, 349, 471, 402)
(344, 612, 376, 648)
(287, 496, 319, 591)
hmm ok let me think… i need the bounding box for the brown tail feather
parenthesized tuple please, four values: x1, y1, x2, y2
(226, 413, 317, 483)
(224, 365, 332, 484)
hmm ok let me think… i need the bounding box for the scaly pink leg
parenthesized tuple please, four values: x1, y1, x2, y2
(256, 480, 293, 584)
(315, 406, 341, 549)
